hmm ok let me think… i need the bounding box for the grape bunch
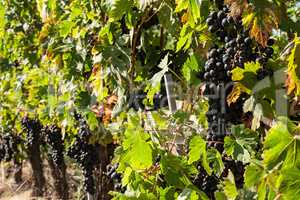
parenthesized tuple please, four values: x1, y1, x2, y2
(0, 132, 21, 162)
(106, 163, 125, 193)
(67, 115, 98, 194)
(193, 165, 219, 199)
(203, 4, 275, 151)
(42, 125, 64, 167)
(222, 158, 245, 189)
(67, 137, 97, 194)
(21, 116, 43, 150)
(0, 144, 4, 161)
(21, 116, 46, 195)
(77, 117, 92, 141)
(200, 2, 276, 196)
(205, 7, 274, 80)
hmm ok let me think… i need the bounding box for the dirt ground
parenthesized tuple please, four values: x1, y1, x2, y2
(0, 162, 42, 200)
(0, 162, 80, 200)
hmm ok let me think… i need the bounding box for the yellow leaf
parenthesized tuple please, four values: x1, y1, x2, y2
(181, 12, 189, 24)
(286, 36, 300, 96)
(90, 64, 108, 101)
(245, 6, 279, 47)
(227, 83, 250, 105)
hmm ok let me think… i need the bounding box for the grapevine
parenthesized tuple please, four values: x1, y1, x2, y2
(21, 116, 46, 196)
(42, 124, 69, 200)
(0, 0, 299, 199)
(67, 115, 98, 195)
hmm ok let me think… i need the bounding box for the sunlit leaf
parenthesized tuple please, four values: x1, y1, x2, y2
(188, 135, 211, 175)
(286, 36, 300, 96)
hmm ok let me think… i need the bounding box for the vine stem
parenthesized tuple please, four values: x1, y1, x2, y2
(168, 68, 186, 87)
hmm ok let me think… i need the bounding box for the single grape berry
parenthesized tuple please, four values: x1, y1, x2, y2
(267, 38, 275, 46)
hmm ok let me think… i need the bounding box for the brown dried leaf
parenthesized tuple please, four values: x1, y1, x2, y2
(286, 71, 296, 95)
(103, 107, 112, 125)
(225, 0, 248, 17)
(246, 7, 279, 47)
(91, 104, 105, 118)
(227, 83, 248, 106)
(181, 12, 189, 24)
(91, 95, 118, 125)
(227, 84, 242, 106)
(107, 95, 118, 106)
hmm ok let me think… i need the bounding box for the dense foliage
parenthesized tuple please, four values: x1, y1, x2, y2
(0, 0, 300, 199)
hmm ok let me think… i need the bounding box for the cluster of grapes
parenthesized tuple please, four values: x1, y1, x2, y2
(67, 137, 97, 194)
(77, 117, 92, 140)
(203, 4, 275, 151)
(193, 165, 219, 199)
(21, 116, 46, 195)
(106, 163, 125, 193)
(42, 125, 64, 167)
(0, 133, 21, 162)
(67, 115, 97, 195)
(206, 7, 275, 79)
(222, 158, 244, 188)
(197, 2, 275, 196)
(21, 116, 43, 151)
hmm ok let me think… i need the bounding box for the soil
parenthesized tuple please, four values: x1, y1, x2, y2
(0, 161, 81, 200)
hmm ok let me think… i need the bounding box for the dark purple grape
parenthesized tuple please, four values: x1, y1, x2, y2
(206, 17, 214, 26)
(217, 11, 226, 19)
(210, 11, 218, 19)
(267, 38, 275, 46)
(264, 47, 274, 57)
(244, 37, 252, 45)
(221, 18, 229, 27)
(208, 25, 217, 33)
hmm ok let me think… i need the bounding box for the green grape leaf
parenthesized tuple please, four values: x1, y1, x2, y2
(108, 0, 134, 22)
(178, 188, 199, 200)
(175, 0, 206, 26)
(207, 149, 224, 176)
(145, 54, 170, 104)
(69, 1, 82, 20)
(160, 154, 197, 189)
(176, 31, 193, 52)
(231, 62, 261, 81)
(121, 167, 133, 186)
(223, 171, 238, 200)
(277, 167, 300, 199)
(189, 0, 200, 23)
(224, 125, 258, 163)
(0, 2, 5, 38)
(263, 120, 300, 170)
(257, 180, 267, 200)
(182, 53, 202, 84)
(159, 187, 176, 200)
(86, 111, 99, 131)
(59, 20, 75, 38)
(175, 0, 189, 13)
(188, 135, 211, 175)
(244, 163, 265, 188)
(122, 115, 153, 170)
(215, 192, 226, 200)
(151, 112, 168, 130)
